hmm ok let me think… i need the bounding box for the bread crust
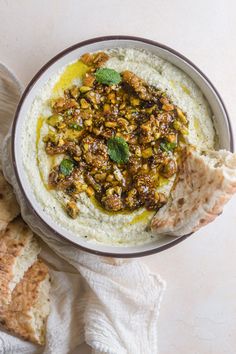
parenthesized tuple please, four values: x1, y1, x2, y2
(0, 217, 35, 307)
(0, 172, 20, 235)
(0, 259, 50, 345)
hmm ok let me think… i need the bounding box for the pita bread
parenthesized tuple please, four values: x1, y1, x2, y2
(0, 217, 40, 307)
(0, 259, 50, 345)
(151, 148, 236, 236)
(0, 171, 20, 235)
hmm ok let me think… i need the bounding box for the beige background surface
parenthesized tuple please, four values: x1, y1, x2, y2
(0, 0, 236, 353)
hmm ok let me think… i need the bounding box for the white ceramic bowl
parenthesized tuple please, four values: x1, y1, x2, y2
(12, 36, 234, 257)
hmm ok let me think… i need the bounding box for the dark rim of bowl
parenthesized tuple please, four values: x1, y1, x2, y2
(11, 35, 234, 258)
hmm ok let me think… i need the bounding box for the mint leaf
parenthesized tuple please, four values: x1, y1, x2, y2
(160, 141, 177, 153)
(107, 137, 129, 164)
(59, 159, 74, 176)
(95, 68, 121, 86)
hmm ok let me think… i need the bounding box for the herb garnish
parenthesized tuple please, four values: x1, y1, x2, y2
(59, 159, 74, 176)
(95, 68, 121, 86)
(107, 137, 130, 164)
(160, 141, 177, 153)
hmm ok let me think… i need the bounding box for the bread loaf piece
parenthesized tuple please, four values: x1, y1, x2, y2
(0, 171, 20, 235)
(151, 148, 236, 236)
(0, 217, 41, 307)
(0, 259, 50, 345)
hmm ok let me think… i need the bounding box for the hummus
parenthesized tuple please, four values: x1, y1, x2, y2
(21, 48, 216, 246)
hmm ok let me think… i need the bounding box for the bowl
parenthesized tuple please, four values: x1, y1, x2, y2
(12, 36, 234, 257)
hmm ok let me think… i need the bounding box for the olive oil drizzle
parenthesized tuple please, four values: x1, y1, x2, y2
(36, 116, 50, 190)
(91, 196, 154, 225)
(129, 209, 154, 225)
(52, 60, 88, 95)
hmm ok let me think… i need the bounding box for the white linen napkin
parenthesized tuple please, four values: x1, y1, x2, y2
(0, 63, 165, 354)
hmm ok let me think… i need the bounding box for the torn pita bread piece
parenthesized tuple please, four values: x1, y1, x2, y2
(0, 259, 50, 345)
(0, 217, 41, 307)
(0, 171, 20, 235)
(151, 148, 236, 236)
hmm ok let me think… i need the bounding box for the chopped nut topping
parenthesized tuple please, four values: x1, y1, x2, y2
(43, 51, 189, 215)
(65, 201, 79, 219)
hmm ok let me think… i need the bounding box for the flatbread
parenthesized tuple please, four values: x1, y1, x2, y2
(151, 148, 236, 236)
(0, 259, 50, 345)
(0, 171, 20, 235)
(0, 217, 40, 307)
